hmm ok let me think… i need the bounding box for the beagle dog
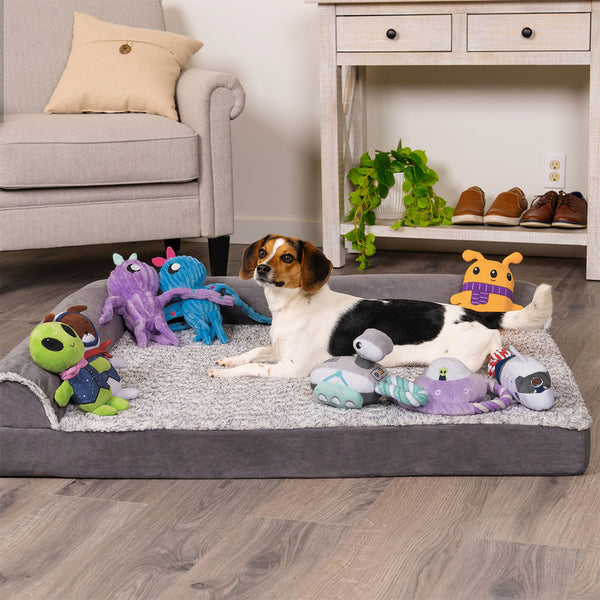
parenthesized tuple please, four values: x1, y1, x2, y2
(208, 235, 552, 378)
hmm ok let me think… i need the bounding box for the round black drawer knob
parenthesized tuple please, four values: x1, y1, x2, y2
(521, 27, 533, 39)
(386, 28, 397, 40)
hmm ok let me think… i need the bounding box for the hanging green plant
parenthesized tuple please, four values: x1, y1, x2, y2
(344, 140, 453, 269)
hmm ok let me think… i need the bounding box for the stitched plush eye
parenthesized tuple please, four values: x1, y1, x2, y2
(168, 262, 181, 274)
(281, 254, 294, 264)
(61, 324, 77, 337)
(258, 248, 267, 259)
(42, 337, 63, 352)
(127, 263, 141, 273)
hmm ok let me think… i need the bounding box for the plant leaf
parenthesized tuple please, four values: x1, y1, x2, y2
(409, 150, 426, 166)
(373, 153, 391, 172)
(360, 152, 374, 167)
(344, 229, 357, 242)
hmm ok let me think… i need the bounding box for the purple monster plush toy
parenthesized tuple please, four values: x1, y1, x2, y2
(99, 253, 233, 347)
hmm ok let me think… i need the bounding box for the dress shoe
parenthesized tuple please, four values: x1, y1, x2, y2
(552, 191, 587, 228)
(452, 186, 485, 224)
(483, 187, 528, 226)
(520, 190, 559, 228)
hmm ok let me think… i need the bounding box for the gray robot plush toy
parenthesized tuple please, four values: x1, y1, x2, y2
(309, 328, 428, 411)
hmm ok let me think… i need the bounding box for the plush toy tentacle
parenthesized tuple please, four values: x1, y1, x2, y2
(99, 295, 125, 324)
(182, 299, 227, 345)
(209, 319, 229, 344)
(158, 287, 234, 309)
(206, 284, 272, 324)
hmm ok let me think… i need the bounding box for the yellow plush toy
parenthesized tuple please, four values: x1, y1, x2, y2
(451, 250, 524, 312)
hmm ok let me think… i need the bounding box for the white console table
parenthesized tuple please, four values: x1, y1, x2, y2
(309, 0, 599, 279)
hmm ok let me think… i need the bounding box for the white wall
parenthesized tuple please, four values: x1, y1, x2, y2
(163, 0, 589, 246)
(163, 0, 322, 244)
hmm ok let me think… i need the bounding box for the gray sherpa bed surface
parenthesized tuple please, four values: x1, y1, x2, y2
(0, 274, 591, 478)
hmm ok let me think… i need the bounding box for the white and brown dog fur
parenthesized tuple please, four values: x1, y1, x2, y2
(208, 235, 553, 378)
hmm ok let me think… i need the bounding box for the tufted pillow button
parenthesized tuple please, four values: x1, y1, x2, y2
(119, 43, 132, 54)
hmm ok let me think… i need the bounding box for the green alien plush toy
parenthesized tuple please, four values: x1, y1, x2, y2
(29, 321, 130, 415)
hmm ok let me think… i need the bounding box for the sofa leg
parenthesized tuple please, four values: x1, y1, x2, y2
(164, 238, 181, 253)
(209, 235, 230, 276)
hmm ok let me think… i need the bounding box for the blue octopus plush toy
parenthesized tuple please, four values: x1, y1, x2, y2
(152, 247, 271, 344)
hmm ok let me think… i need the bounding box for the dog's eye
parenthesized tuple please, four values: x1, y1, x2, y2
(473, 267, 480, 275)
(490, 270, 497, 278)
(258, 248, 267, 259)
(281, 254, 294, 264)
(507, 273, 512, 281)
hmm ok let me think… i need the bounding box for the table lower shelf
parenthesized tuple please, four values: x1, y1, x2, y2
(339, 221, 587, 246)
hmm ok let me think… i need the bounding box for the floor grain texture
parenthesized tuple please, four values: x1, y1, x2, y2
(1, 241, 598, 599)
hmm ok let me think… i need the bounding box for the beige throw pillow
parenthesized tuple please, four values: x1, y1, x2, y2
(44, 12, 203, 120)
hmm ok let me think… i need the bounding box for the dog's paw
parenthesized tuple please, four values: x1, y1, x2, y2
(216, 357, 238, 367)
(208, 368, 227, 378)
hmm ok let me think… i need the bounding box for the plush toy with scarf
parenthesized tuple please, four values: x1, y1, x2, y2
(450, 250, 524, 312)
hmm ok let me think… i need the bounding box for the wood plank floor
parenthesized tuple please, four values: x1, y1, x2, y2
(1, 241, 599, 600)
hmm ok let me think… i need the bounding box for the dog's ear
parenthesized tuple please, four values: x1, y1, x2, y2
(239, 236, 270, 279)
(300, 241, 332, 293)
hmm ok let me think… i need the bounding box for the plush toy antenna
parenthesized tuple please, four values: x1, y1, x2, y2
(502, 252, 523, 267)
(113, 252, 137, 266)
(151, 246, 177, 268)
(462, 249, 484, 263)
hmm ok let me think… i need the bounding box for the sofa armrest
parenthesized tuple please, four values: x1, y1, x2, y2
(176, 68, 245, 238)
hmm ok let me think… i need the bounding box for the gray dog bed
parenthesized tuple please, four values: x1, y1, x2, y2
(0, 274, 591, 478)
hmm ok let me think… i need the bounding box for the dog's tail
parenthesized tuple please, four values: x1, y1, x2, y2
(500, 283, 553, 331)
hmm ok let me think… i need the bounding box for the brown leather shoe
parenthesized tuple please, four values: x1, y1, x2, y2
(552, 191, 587, 228)
(483, 187, 528, 226)
(520, 190, 559, 227)
(452, 186, 485, 224)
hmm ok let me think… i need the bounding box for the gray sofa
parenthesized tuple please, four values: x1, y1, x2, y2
(0, 0, 244, 275)
(0, 274, 590, 478)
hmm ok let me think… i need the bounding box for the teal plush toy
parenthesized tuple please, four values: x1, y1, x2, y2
(29, 321, 130, 415)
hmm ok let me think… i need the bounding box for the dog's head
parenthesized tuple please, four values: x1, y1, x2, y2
(240, 235, 333, 293)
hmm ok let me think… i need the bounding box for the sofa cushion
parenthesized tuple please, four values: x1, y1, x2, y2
(44, 12, 202, 121)
(0, 113, 200, 189)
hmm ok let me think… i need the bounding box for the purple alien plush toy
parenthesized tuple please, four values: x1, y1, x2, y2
(99, 253, 233, 347)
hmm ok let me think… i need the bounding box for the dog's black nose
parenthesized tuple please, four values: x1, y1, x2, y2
(257, 264, 270, 275)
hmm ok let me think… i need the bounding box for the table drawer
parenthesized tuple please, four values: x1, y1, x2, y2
(337, 15, 452, 52)
(468, 13, 591, 52)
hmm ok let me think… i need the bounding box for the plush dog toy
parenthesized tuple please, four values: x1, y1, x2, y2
(46, 305, 138, 400)
(451, 250, 524, 312)
(29, 321, 130, 415)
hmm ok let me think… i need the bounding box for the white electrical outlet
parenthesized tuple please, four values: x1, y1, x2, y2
(544, 152, 566, 189)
